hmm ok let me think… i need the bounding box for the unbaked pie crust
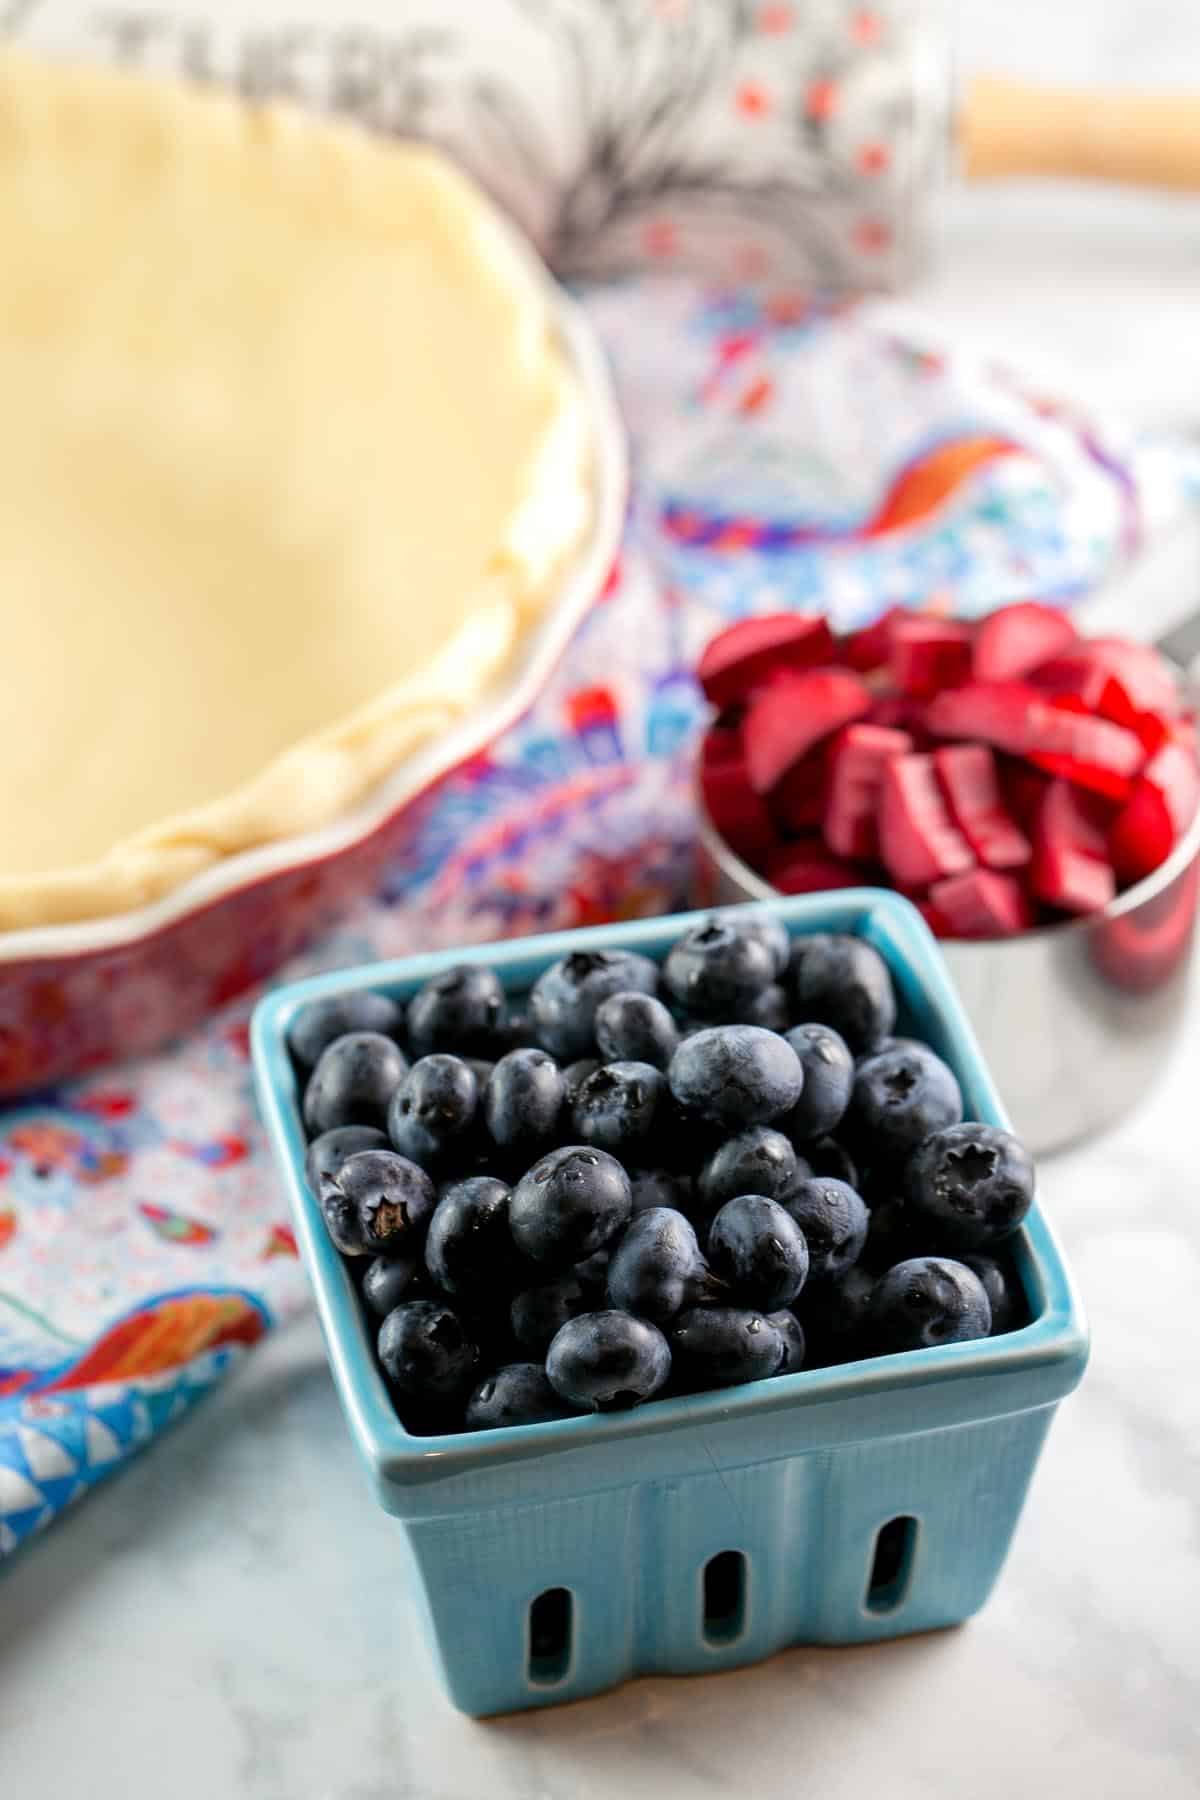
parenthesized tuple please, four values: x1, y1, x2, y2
(0, 52, 592, 929)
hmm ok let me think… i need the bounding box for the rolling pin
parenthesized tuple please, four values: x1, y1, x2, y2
(3, 0, 1198, 285)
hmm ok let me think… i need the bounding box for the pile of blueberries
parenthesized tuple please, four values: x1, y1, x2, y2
(292, 914, 1034, 1434)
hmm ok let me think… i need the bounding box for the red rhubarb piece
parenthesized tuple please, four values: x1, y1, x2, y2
(764, 840, 864, 895)
(998, 758, 1051, 832)
(744, 668, 872, 794)
(699, 735, 778, 865)
(823, 723, 912, 860)
(926, 682, 1143, 797)
(698, 614, 837, 709)
(933, 744, 1031, 871)
(974, 601, 1077, 684)
(1030, 780, 1117, 915)
(889, 617, 974, 698)
(839, 605, 907, 673)
(1109, 741, 1200, 885)
(878, 753, 976, 891)
(769, 747, 830, 834)
(925, 681, 1044, 753)
(1033, 637, 1181, 725)
(929, 868, 1034, 939)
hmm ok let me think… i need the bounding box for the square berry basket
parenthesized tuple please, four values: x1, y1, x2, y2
(251, 893, 1088, 1717)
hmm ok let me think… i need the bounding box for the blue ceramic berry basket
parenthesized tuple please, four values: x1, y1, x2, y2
(251, 893, 1088, 1717)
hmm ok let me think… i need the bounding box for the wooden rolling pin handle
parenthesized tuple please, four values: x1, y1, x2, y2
(963, 74, 1200, 192)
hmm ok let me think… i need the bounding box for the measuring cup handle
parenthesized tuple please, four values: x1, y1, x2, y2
(1155, 609, 1200, 680)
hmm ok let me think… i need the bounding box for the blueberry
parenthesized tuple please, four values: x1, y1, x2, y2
(328, 1149, 436, 1257)
(786, 934, 896, 1055)
(304, 1124, 387, 1196)
(847, 1044, 963, 1165)
(573, 1248, 611, 1298)
(663, 917, 775, 1018)
(805, 1136, 859, 1188)
(594, 991, 680, 1070)
(724, 908, 791, 978)
(605, 1207, 716, 1323)
(707, 1194, 809, 1310)
(868, 1256, 991, 1353)
(797, 1264, 876, 1367)
(730, 983, 791, 1031)
(319, 1184, 368, 1257)
(572, 1060, 666, 1156)
(670, 1306, 784, 1388)
(767, 1310, 806, 1374)
(377, 1298, 478, 1397)
(483, 1048, 564, 1153)
(361, 1253, 422, 1317)
(903, 1123, 1035, 1250)
(406, 963, 506, 1059)
(530, 950, 659, 1060)
(779, 1177, 868, 1286)
(668, 1026, 804, 1129)
(546, 1311, 672, 1411)
(630, 1168, 693, 1215)
(302, 1032, 408, 1136)
(465, 1363, 573, 1430)
(424, 1176, 520, 1296)
(509, 1146, 632, 1268)
(561, 1058, 601, 1108)
(780, 1024, 855, 1142)
(697, 1126, 799, 1217)
(387, 1054, 478, 1167)
(287, 991, 403, 1069)
(962, 1253, 1020, 1336)
(510, 1274, 587, 1354)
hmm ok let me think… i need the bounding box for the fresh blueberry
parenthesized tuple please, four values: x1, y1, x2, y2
(319, 1185, 368, 1257)
(697, 1126, 800, 1217)
(361, 1253, 422, 1317)
(572, 1061, 666, 1156)
(483, 1048, 564, 1153)
(465, 1363, 573, 1430)
(780, 1024, 855, 1142)
(605, 1207, 716, 1323)
(328, 1149, 436, 1258)
(864, 1036, 931, 1064)
(594, 990, 680, 1070)
(663, 917, 776, 1018)
(387, 1054, 479, 1167)
(707, 1194, 809, 1310)
(406, 964, 506, 1059)
(510, 1274, 587, 1353)
(724, 908, 791, 978)
(668, 1026, 804, 1129)
(786, 934, 896, 1055)
(287, 991, 403, 1069)
(573, 1248, 612, 1298)
(868, 1256, 991, 1353)
(546, 1311, 672, 1411)
(302, 1032, 409, 1136)
(561, 1058, 601, 1108)
(847, 1043, 963, 1165)
(424, 1176, 520, 1296)
(630, 1168, 693, 1215)
(304, 1124, 387, 1195)
(670, 1306, 784, 1388)
(962, 1253, 1020, 1336)
(797, 1264, 876, 1367)
(805, 1136, 859, 1188)
(509, 1146, 632, 1268)
(730, 983, 791, 1031)
(377, 1299, 478, 1397)
(779, 1177, 868, 1286)
(903, 1123, 1035, 1249)
(530, 950, 659, 1060)
(766, 1310, 806, 1374)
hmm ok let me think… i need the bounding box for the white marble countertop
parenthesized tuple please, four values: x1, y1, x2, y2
(4, 3, 1200, 1794)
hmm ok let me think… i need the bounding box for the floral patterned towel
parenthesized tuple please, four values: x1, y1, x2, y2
(1, 278, 1195, 1558)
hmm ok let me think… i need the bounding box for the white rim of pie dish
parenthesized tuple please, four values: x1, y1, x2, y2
(0, 281, 627, 965)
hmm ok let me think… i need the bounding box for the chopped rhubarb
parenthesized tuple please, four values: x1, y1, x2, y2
(974, 601, 1077, 684)
(933, 744, 1031, 871)
(698, 614, 837, 709)
(929, 869, 1033, 938)
(700, 747, 778, 864)
(890, 617, 974, 698)
(769, 747, 830, 834)
(839, 605, 907, 673)
(926, 682, 1143, 798)
(925, 681, 1045, 753)
(878, 753, 976, 891)
(763, 840, 864, 895)
(1109, 741, 1200, 885)
(823, 723, 912, 860)
(1032, 636, 1181, 725)
(1030, 780, 1117, 915)
(743, 668, 872, 794)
